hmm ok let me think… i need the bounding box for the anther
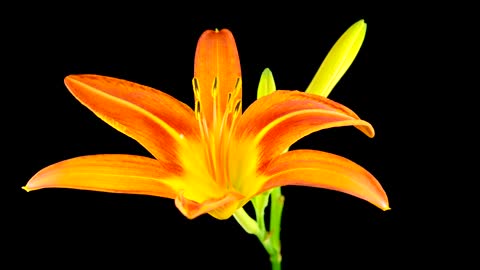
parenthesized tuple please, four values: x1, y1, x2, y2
(195, 100, 201, 120)
(211, 76, 218, 98)
(192, 77, 200, 98)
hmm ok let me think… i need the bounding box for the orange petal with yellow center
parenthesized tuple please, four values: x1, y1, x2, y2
(259, 150, 389, 211)
(235, 90, 374, 170)
(194, 29, 242, 128)
(24, 154, 184, 198)
(64, 75, 200, 163)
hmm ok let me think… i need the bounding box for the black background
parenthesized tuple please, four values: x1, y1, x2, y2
(4, 3, 463, 269)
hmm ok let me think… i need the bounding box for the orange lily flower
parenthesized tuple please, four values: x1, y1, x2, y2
(24, 29, 389, 220)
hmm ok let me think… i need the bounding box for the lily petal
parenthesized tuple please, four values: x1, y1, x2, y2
(236, 90, 374, 170)
(175, 191, 245, 220)
(194, 28, 242, 128)
(259, 150, 389, 211)
(24, 154, 183, 198)
(306, 19, 367, 97)
(64, 75, 199, 163)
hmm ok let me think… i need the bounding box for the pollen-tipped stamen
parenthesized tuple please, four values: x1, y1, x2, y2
(221, 77, 242, 189)
(211, 76, 219, 130)
(192, 77, 216, 178)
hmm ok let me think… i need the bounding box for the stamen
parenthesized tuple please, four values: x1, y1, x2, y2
(227, 92, 232, 105)
(192, 76, 216, 178)
(212, 76, 229, 185)
(201, 118, 210, 139)
(200, 117, 215, 177)
(192, 77, 202, 121)
(191, 76, 243, 189)
(233, 99, 242, 119)
(211, 76, 218, 98)
(218, 101, 230, 137)
(217, 91, 234, 189)
(211, 76, 219, 130)
(234, 77, 241, 96)
(221, 77, 242, 190)
(195, 100, 201, 120)
(205, 117, 222, 182)
(192, 77, 200, 97)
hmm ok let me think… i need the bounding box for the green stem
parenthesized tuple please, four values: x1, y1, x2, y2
(233, 207, 259, 235)
(268, 187, 283, 269)
(271, 258, 281, 270)
(234, 188, 284, 270)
